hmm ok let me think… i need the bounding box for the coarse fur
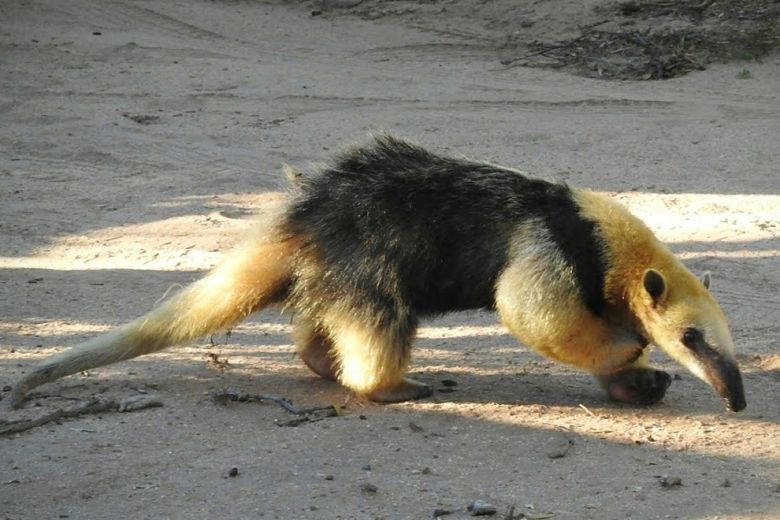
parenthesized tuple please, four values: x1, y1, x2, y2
(11, 136, 746, 411)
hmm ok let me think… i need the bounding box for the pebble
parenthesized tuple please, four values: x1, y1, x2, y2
(360, 483, 378, 494)
(467, 500, 497, 516)
(659, 476, 682, 488)
(409, 421, 424, 432)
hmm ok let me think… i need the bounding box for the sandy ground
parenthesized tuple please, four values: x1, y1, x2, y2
(1, 1, 779, 519)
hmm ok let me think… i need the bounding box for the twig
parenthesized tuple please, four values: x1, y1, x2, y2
(0, 395, 162, 436)
(578, 403, 597, 417)
(500, 34, 592, 66)
(210, 388, 338, 418)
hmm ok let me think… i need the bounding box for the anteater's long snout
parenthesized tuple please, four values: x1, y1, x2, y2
(703, 353, 746, 412)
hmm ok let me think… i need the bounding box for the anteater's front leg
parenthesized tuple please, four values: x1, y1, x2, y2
(597, 349, 672, 406)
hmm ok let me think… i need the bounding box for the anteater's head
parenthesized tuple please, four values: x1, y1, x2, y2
(635, 267, 746, 412)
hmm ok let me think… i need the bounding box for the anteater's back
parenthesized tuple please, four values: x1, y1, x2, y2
(283, 136, 606, 316)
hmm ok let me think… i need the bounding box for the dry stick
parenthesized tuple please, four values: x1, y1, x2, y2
(210, 388, 337, 416)
(578, 403, 597, 417)
(0, 395, 163, 436)
(2, 400, 112, 436)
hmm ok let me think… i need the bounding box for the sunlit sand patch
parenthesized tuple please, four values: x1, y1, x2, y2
(0, 213, 238, 271)
(677, 249, 780, 260)
(0, 320, 113, 336)
(154, 192, 282, 210)
(0, 193, 286, 272)
(231, 322, 294, 335)
(151, 344, 299, 368)
(416, 324, 508, 339)
(0, 319, 292, 341)
(609, 192, 779, 245)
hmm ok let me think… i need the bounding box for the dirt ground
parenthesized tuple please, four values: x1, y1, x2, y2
(1, 1, 779, 519)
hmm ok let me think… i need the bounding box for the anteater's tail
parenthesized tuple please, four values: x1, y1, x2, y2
(11, 225, 299, 408)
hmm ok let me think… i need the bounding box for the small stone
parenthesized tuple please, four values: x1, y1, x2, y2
(433, 508, 453, 517)
(546, 435, 573, 459)
(440, 379, 458, 387)
(360, 483, 378, 494)
(228, 467, 239, 477)
(2, 385, 11, 392)
(659, 476, 682, 489)
(722, 479, 731, 488)
(362, 464, 371, 471)
(467, 499, 497, 516)
(324, 475, 334, 481)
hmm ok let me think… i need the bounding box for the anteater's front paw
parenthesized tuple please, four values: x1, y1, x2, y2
(599, 368, 672, 406)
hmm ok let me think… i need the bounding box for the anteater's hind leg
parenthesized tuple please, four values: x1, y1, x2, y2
(321, 310, 431, 403)
(293, 317, 338, 381)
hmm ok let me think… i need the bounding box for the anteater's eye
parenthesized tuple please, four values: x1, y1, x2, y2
(681, 328, 703, 349)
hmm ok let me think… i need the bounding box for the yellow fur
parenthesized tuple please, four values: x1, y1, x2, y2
(575, 189, 737, 385)
(495, 219, 641, 374)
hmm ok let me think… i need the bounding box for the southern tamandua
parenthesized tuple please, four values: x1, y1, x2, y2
(11, 136, 746, 411)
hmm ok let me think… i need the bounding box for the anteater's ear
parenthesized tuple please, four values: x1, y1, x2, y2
(643, 269, 667, 305)
(700, 271, 711, 291)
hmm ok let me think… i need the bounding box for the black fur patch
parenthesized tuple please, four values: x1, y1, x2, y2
(284, 136, 607, 320)
(537, 193, 608, 316)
